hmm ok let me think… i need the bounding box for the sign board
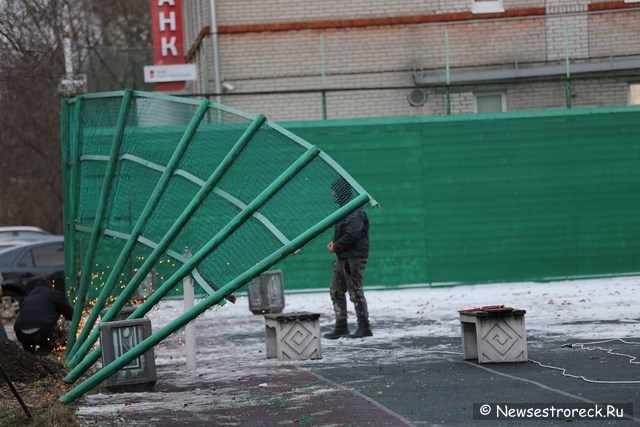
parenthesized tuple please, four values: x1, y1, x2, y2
(144, 64, 197, 83)
(149, 0, 187, 91)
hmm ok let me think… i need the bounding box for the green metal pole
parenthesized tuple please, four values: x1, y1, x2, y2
(59, 99, 70, 271)
(564, 24, 572, 109)
(202, 38, 209, 94)
(320, 34, 327, 119)
(66, 91, 132, 354)
(64, 96, 85, 357)
(322, 91, 327, 120)
(445, 30, 451, 115)
(66, 114, 267, 369)
(60, 193, 369, 403)
(66, 98, 211, 359)
(66, 144, 320, 377)
(59, 100, 72, 299)
(445, 87, 451, 116)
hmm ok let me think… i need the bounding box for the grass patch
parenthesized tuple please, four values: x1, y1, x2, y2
(0, 371, 79, 427)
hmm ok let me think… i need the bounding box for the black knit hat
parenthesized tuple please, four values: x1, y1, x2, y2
(331, 177, 352, 206)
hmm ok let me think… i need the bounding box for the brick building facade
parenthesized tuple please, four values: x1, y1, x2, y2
(178, 0, 640, 120)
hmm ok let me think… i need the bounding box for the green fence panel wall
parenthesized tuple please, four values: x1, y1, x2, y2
(275, 106, 640, 289)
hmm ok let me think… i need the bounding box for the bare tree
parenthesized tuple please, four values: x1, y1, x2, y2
(0, 0, 67, 232)
(73, 0, 153, 92)
(0, 0, 151, 232)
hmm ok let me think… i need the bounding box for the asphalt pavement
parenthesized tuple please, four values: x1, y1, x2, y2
(73, 315, 640, 427)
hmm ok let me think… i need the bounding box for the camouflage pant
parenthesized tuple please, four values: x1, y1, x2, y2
(329, 258, 370, 329)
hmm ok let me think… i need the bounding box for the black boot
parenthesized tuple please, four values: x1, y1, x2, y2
(348, 327, 372, 338)
(323, 325, 349, 339)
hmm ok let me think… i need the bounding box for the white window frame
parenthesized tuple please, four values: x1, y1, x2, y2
(474, 92, 506, 113)
(472, 0, 505, 14)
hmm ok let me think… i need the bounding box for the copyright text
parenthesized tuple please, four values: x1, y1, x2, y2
(473, 403, 632, 420)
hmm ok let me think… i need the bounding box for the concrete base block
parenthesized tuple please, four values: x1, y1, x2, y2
(459, 307, 527, 363)
(264, 312, 322, 361)
(99, 318, 157, 392)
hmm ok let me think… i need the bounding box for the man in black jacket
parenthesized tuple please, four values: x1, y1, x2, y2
(324, 177, 372, 339)
(13, 276, 73, 354)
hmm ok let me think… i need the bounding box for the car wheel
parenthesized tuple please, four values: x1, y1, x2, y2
(0, 291, 22, 322)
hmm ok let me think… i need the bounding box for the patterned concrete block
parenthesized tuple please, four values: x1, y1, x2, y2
(264, 312, 322, 361)
(459, 307, 527, 363)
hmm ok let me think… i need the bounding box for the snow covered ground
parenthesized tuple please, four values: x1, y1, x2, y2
(149, 274, 640, 346)
(140, 274, 640, 374)
(74, 275, 640, 423)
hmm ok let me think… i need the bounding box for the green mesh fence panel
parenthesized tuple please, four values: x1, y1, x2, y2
(284, 107, 640, 287)
(59, 90, 377, 403)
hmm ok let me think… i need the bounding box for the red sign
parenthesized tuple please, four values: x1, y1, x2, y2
(150, 0, 186, 91)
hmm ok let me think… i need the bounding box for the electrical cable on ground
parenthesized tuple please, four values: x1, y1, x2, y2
(529, 338, 640, 384)
(328, 338, 640, 384)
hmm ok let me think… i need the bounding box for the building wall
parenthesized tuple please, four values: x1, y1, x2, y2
(215, 1, 469, 24)
(180, 1, 640, 120)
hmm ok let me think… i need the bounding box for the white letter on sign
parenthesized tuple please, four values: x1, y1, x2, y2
(161, 37, 178, 56)
(159, 12, 177, 32)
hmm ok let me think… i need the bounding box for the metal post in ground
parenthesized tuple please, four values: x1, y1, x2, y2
(0, 363, 32, 419)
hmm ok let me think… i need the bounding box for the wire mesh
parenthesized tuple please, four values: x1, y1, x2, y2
(59, 90, 377, 402)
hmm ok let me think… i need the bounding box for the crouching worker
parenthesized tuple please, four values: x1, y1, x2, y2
(14, 276, 73, 354)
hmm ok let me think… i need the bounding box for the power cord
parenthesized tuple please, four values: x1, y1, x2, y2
(529, 338, 640, 384)
(329, 339, 640, 384)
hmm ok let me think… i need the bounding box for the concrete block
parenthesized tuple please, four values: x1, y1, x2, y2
(459, 307, 527, 363)
(264, 312, 322, 361)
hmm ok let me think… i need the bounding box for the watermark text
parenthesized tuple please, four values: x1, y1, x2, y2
(473, 403, 633, 421)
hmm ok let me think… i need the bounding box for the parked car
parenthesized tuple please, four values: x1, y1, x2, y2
(0, 236, 62, 252)
(0, 236, 155, 322)
(0, 226, 52, 241)
(0, 237, 64, 321)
